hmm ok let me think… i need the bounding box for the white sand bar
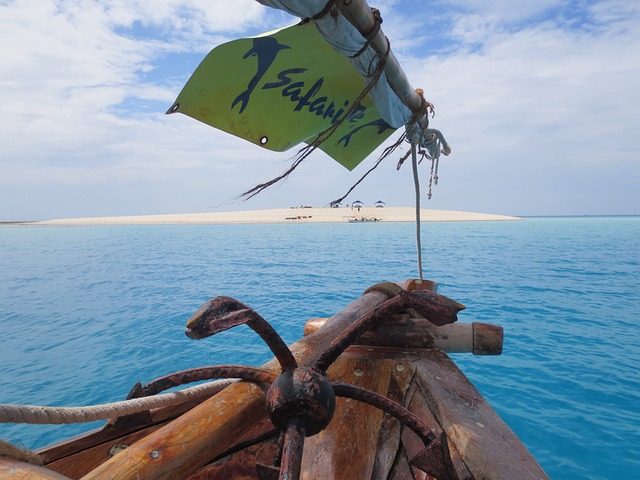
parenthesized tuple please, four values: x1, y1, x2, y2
(31, 207, 519, 226)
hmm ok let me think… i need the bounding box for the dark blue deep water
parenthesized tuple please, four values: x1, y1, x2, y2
(1, 217, 638, 479)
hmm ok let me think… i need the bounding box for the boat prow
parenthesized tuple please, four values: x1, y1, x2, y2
(0, 279, 551, 479)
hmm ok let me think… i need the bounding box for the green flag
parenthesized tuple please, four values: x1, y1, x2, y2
(168, 21, 396, 170)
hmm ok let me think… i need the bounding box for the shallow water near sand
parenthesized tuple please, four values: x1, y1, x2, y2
(1, 216, 639, 479)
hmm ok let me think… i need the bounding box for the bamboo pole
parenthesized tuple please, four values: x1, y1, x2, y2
(81, 288, 391, 480)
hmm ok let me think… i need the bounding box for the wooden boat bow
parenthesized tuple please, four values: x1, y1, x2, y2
(10, 279, 550, 480)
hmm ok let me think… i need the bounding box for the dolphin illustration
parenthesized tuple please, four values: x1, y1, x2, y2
(231, 37, 290, 114)
(337, 118, 393, 147)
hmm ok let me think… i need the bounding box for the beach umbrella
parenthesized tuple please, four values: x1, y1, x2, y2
(352, 200, 364, 206)
(375, 200, 386, 207)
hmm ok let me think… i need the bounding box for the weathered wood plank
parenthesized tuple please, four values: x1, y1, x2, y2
(388, 449, 419, 480)
(371, 360, 415, 480)
(46, 424, 165, 479)
(301, 356, 393, 479)
(414, 349, 549, 480)
(186, 418, 279, 480)
(399, 383, 439, 480)
(401, 383, 473, 480)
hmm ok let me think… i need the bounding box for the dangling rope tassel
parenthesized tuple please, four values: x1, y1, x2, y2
(427, 157, 436, 200)
(411, 142, 424, 281)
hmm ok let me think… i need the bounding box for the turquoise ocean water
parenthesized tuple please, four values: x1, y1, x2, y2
(0, 216, 638, 479)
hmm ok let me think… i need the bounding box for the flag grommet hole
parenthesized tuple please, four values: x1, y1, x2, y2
(260, 136, 268, 145)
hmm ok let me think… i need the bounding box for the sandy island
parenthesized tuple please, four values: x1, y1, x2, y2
(21, 207, 519, 226)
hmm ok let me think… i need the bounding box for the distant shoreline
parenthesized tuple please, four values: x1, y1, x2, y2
(5, 207, 520, 226)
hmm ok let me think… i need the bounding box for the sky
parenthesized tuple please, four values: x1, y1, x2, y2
(1, 0, 638, 221)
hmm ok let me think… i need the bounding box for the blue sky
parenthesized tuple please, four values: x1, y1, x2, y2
(1, 0, 638, 220)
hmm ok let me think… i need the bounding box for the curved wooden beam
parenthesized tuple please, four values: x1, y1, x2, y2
(81, 288, 392, 480)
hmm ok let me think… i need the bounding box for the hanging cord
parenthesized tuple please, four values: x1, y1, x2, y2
(331, 89, 432, 205)
(333, 88, 431, 279)
(0, 379, 234, 425)
(330, 129, 408, 206)
(401, 90, 438, 281)
(411, 142, 424, 281)
(240, 10, 389, 200)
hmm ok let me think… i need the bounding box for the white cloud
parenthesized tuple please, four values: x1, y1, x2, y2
(0, 1, 266, 177)
(444, 0, 563, 20)
(0, 0, 638, 219)
(393, 0, 639, 214)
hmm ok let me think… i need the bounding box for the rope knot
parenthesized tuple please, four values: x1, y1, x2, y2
(311, 0, 338, 20)
(350, 8, 384, 59)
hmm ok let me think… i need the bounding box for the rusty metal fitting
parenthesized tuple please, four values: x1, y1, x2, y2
(266, 367, 336, 437)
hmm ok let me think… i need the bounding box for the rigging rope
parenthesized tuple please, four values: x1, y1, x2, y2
(0, 379, 235, 425)
(411, 141, 424, 281)
(349, 8, 383, 59)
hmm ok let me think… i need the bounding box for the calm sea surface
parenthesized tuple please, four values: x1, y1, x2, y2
(0, 217, 638, 479)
